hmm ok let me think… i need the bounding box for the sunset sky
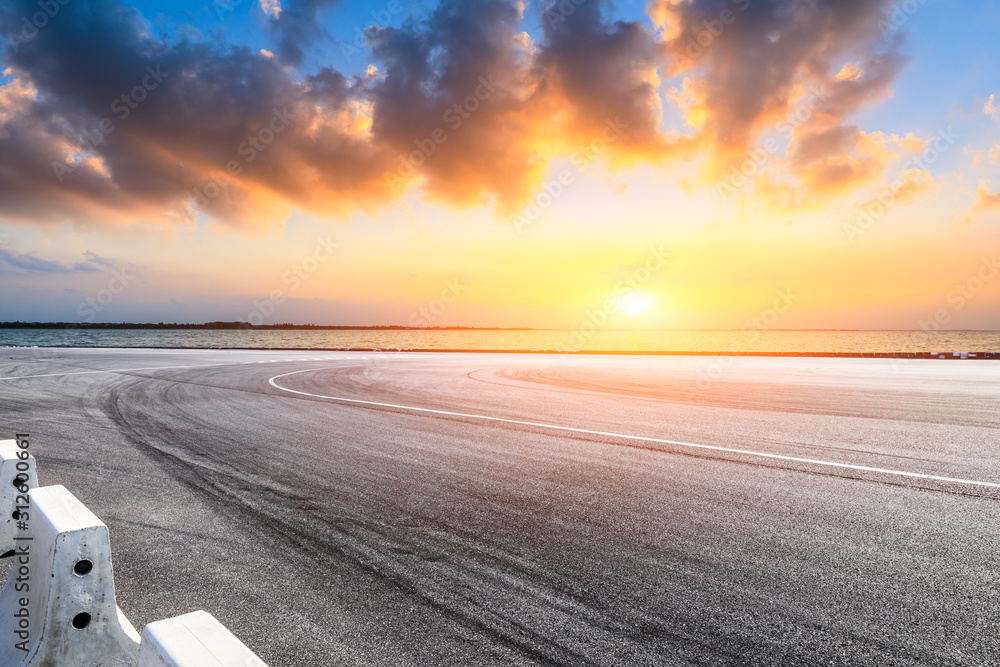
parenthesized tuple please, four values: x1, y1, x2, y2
(1, 0, 999, 329)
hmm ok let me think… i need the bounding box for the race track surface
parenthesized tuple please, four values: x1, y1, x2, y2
(0, 348, 998, 666)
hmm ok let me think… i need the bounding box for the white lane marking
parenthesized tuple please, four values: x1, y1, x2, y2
(269, 368, 1000, 491)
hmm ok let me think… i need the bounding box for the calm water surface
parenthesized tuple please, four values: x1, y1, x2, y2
(2, 329, 999, 353)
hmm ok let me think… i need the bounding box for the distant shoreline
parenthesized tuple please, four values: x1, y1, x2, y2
(0, 322, 535, 331)
(1, 323, 997, 333)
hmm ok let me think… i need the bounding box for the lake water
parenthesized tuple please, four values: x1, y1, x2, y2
(2, 328, 1000, 354)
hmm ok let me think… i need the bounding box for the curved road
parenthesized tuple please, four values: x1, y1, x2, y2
(1, 347, 998, 666)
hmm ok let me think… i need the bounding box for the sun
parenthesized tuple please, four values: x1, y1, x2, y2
(619, 292, 656, 317)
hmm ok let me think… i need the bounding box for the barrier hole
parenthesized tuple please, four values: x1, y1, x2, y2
(12, 475, 27, 488)
(12, 510, 20, 520)
(74, 559, 93, 576)
(72, 613, 92, 629)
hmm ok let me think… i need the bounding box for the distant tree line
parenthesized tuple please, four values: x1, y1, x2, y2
(0, 321, 533, 330)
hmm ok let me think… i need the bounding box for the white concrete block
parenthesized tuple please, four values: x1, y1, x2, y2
(0, 439, 39, 556)
(138, 610, 269, 667)
(0, 484, 140, 666)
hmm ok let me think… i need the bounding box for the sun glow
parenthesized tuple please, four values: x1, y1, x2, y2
(619, 292, 656, 317)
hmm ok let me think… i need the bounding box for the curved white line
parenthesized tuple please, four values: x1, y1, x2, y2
(269, 368, 1000, 491)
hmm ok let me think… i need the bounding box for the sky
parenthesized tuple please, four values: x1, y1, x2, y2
(0, 0, 998, 329)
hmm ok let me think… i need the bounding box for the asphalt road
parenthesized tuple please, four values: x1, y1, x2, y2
(0, 347, 998, 666)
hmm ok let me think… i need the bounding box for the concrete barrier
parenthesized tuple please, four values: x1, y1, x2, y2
(137, 610, 269, 666)
(0, 444, 269, 666)
(0, 484, 141, 666)
(0, 439, 39, 556)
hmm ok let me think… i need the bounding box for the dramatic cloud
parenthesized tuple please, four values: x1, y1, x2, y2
(791, 125, 865, 169)
(0, 0, 395, 229)
(0, 0, 920, 230)
(654, 0, 907, 194)
(752, 129, 926, 213)
(365, 0, 547, 210)
(533, 0, 690, 163)
(795, 130, 895, 199)
(268, 0, 341, 65)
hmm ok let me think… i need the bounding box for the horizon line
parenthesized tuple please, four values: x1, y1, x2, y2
(2, 322, 999, 333)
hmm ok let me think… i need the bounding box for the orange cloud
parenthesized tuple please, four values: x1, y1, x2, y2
(986, 93, 999, 120)
(532, 0, 689, 166)
(748, 129, 898, 212)
(899, 133, 929, 153)
(855, 168, 936, 213)
(0, 0, 916, 231)
(654, 0, 907, 200)
(971, 182, 1000, 212)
